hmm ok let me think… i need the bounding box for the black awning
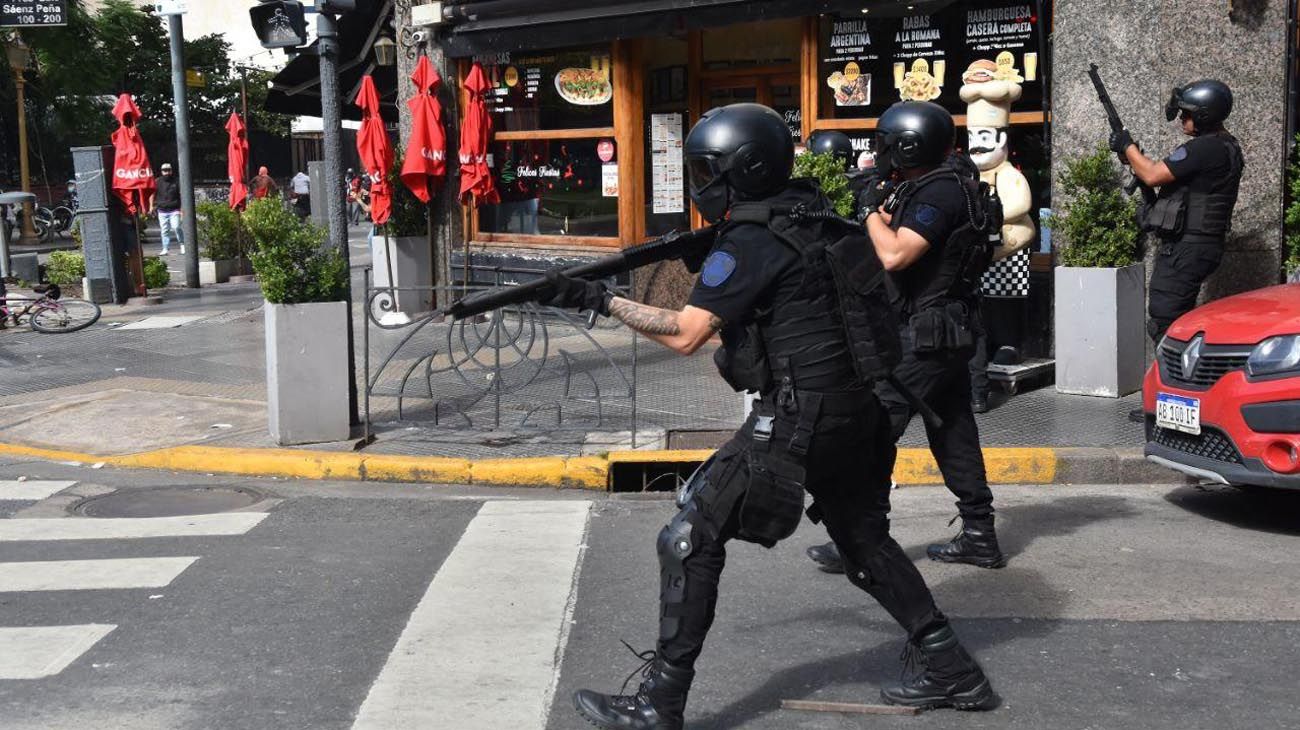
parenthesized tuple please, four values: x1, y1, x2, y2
(441, 0, 956, 57)
(264, 0, 401, 123)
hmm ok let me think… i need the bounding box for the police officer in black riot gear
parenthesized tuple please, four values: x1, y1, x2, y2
(536, 103, 997, 729)
(1110, 79, 1244, 343)
(867, 101, 1006, 568)
(810, 102, 1006, 574)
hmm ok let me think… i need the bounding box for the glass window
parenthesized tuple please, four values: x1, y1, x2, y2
(644, 37, 690, 237)
(476, 46, 615, 132)
(818, 2, 1046, 121)
(478, 138, 619, 238)
(702, 19, 801, 70)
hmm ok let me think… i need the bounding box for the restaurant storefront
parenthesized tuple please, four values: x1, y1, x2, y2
(442, 0, 1055, 356)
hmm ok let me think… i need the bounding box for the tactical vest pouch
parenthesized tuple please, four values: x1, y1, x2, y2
(825, 232, 903, 382)
(1144, 192, 1186, 237)
(740, 447, 806, 548)
(909, 301, 975, 356)
(714, 324, 772, 393)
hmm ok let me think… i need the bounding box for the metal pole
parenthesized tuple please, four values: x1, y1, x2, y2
(167, 14, 200, 288)
(319, 10, 360, 426)
(239, 66, 251, 180)
(14, 74, 35, 240)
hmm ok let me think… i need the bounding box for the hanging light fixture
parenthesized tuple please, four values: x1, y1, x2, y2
(373, 34, 397, 66)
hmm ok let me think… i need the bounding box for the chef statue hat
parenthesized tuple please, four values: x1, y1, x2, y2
(959, 53, 1024, 128)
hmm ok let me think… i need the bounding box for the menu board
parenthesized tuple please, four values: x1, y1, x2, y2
(819, 1, 1044, 121)
(474, 47, 614, 132)
(650, 113, 685, 215)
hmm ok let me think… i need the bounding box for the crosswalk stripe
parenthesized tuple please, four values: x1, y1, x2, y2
(0, 557, 199, 592)
(351, 500, 592, 730)
(0, 481, 77, 501)
(0, 625, 116, 679)
(0, 513, 269, 542)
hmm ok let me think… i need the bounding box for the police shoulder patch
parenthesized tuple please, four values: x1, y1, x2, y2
(700, 251, 737, 288)
(1167, 146, 1189, 163)
(913, 203, 940, 226)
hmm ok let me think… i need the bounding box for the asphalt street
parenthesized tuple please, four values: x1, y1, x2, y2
(0, 455, 1297, 729)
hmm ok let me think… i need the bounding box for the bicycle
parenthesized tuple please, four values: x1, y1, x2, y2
(0, 283, 101, 334)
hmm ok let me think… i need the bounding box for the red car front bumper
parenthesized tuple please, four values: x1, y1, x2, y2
(1143, 363, 1300, 490)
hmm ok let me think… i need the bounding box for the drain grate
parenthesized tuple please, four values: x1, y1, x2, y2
(72, 486, 265, 518)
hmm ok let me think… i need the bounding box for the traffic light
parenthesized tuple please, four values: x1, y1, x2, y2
(250, 1, 309, 50)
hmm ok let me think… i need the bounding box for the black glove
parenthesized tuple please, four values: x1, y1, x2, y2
(535, 271, 612, 316)
(1109, 128, 1135, 158)
(856, 178, 893, 221)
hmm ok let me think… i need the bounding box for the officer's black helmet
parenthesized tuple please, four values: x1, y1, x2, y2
(874, 101, 954, 177)
(685, 103, 794, 223)
(1165, 80, 1233, 130)
(806, 130, 855, 169)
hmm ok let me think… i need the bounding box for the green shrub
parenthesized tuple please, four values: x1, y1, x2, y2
(45, 250, 85, 285)
(791, 151, 855, 218)
(386, 150, 431, 238)
(197, 201, 249, 261)
(245, 197, 348, 304)
(1283, 135, 1300, 278)
(1049, 146, 1140, 268)
(143, 257, 170, 289)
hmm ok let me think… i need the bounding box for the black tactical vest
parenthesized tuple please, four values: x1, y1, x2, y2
(888, 166, 1001, 315)
(1183, 132, 1244, 241)
(714, 189, 901, 395)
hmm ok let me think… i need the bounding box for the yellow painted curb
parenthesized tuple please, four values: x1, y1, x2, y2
(0, 442, 101, 463)
(114, 446, 365, 481)
(361, 454, 472, 484)
(0, 440, 1059, 489)
(607, 449, 716, 464)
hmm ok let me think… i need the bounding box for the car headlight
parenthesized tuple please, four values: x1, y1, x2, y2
(1247, 335, 1300, 377)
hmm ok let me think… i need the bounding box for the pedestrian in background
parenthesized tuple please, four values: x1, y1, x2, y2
(152, 162, 183, 256)
(250, 166, 278, 200)
(290, 170, 311, 220)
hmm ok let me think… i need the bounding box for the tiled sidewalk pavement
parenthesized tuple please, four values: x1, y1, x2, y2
(0, 283, 1143, 458)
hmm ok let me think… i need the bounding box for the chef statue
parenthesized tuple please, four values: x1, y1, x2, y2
(959, 55, 1037, 411)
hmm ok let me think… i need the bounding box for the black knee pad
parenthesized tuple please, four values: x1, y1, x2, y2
(657, 506, 706, 642)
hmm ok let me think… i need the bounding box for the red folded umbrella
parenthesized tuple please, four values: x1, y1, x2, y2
(110, 93, 154, 215)
(225, 112, 249, 211)
(356, 75, 393, 225)
(401, 55, 446, 204)
(458, 62, 499, 206)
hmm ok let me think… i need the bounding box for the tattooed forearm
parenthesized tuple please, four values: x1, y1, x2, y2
(609, 298, 682, 335)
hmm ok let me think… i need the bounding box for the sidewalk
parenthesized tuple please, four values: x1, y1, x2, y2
(0, 280, 1171, 489)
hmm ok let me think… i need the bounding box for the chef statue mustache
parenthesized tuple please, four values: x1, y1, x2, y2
(958, 57, 1035, 257)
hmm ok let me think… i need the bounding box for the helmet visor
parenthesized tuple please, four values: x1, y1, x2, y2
(1165, 87, 1183, 122)
(687, 156, 722, 193)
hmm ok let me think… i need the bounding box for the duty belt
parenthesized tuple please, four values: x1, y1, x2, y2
(753, 388, 875, 458)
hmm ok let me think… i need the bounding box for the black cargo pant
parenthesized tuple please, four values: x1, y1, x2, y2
(876, 328, 994, 521)
(658, 393, 948, 669)
(1147, 240, 1224, 342)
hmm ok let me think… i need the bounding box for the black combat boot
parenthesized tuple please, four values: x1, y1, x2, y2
(926, 516, 1006, 569)
(805, 541, 845, 574)
(573, 652, 694, 730)
(880, 624, 998, 711)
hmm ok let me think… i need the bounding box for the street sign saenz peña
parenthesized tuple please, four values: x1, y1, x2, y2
(0, 1, 68, 27)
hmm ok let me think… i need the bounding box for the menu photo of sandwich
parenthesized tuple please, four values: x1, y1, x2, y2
(826, 62, 872, 107)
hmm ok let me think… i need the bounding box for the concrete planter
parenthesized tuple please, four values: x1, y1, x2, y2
(1054, 264, 1146, 397)
(199, 258, 235, 285)
(264, 301, 350, 445)
(371, 234, 434, 319)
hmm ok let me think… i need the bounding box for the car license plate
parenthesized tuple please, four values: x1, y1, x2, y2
(1156, 393, 1201, 435)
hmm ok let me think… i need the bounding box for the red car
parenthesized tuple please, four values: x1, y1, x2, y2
(1144, 282, 1300, 490)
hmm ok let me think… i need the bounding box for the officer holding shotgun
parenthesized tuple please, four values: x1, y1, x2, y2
(1109, 80, 1244, 343)
(528, 103, 997, 729)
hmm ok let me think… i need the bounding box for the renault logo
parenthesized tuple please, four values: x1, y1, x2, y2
(1182, 334, 1204, 376)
